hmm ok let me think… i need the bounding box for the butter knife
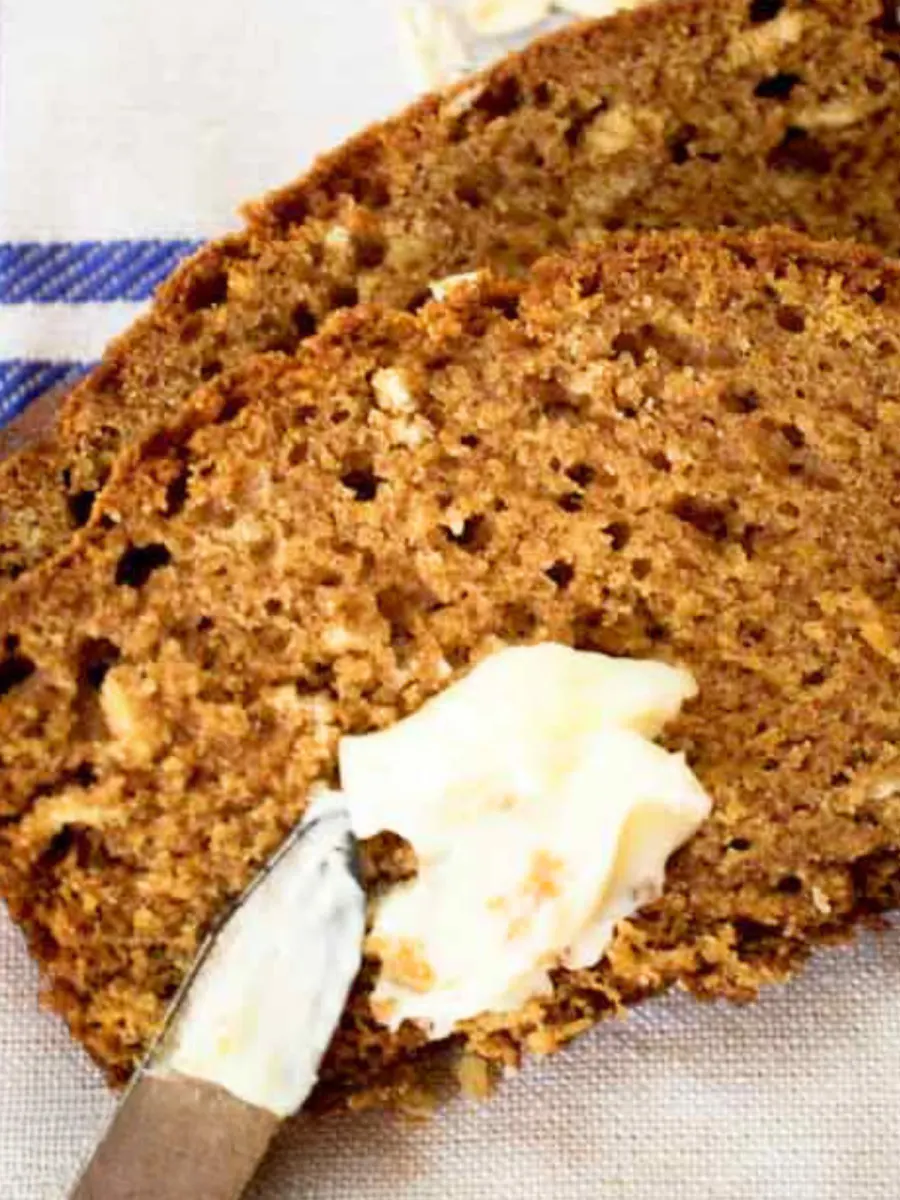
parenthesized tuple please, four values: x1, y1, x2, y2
(69, 791, 365, 1200)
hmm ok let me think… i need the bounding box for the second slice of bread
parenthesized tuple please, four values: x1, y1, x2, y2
(1, 231, 899, 1104)
(1, 0, 899, 591)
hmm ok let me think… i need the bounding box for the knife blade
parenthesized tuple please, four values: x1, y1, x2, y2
(69, 790, 366, 1200)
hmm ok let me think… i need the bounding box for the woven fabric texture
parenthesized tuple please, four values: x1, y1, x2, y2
(3, 909, 898, 1200)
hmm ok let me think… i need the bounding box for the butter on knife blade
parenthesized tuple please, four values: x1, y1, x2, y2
(70, 791, 365, 1200)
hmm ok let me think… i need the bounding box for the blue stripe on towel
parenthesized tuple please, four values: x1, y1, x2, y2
(0, 360, 92, 426)
(0, 240, 201, 304)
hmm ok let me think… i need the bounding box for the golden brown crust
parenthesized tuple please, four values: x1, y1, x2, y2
(2, 0, 900, 584)
(2, 230, 900, 1102)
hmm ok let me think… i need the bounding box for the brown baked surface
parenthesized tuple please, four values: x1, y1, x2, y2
(2, 0, 899, 588)
(2, 231, 900, 1103)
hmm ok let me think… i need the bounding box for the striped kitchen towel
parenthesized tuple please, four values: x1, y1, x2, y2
(0, 240, 200, 424)
(0, 0, 413, 431)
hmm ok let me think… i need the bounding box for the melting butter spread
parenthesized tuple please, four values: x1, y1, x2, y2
(341, 643, 711, 1037)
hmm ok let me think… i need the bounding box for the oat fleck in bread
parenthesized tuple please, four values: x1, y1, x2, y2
(2, 0, 900, 587)
(2, 232, 900, 1103)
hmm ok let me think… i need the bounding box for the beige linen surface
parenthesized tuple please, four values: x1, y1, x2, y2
(2, 908, 898, 1200)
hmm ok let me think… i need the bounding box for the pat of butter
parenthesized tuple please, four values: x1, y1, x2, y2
(342, 643, 710, 1038)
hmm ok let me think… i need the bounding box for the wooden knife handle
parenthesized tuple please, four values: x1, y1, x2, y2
(70, 1074, 281, 1200)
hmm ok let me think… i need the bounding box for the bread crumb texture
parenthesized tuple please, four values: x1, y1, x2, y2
(2, 0, 900, 587)
(2, 231, 900, 1108)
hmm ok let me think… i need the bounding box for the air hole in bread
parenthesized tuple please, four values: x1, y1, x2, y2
(405, 289, 432, 314)
(376, 586, 426, 657)
(604, 520, 632, 552)
(870, 284, 888, 306)
(777, 874, 803, 895)
(565, 101, 610, 149)
(36, 826, 78, 872)
(473, 75, 522, 122)
(545, 560, 575, 590)
(78, 638, 121, 691)
(780, 422, 806, 448)
(444, 514, 491, 552)
(749, 0, 785, 22)
(182, 267, 228, 313)
(66, 488, 97, 529)
(873, 1, 900, 34)
(668, 124, 697, 165)
(295, 661, 337, 696)
(485, 292, 520, 321)
(356, 235, 387, 270)
(739, 619, 766, 646)
(776, 305, 807, 334)
(565, 462, 596, 488)
(36, 820, 111, 875)
(455, 181, 486, 209)
(213, 389, 250, 426)
(802, 667, 828, 687)
(721, 387, 760, 414)
(767, 127, 832, 175)
(558, 491, 585, 514)
(162, 462, 190, 517)
(340, 465, 381, 502)
(730, 837, 753, 852)
(114, 543, 172, 588)
(0, 649, 35, 697)
(268, 190, 309, 232)
(631, 557, 652, 581)
(199, 359, 222, 383)
(293, 404, 317, 427)
(736, 923, 778, 967)
(291, 302, 318, 339)
(330, 283, 360, 310)
(671, 496, 730, 542)
(532, 82, 552, 108)
(754, 72, 802, 99)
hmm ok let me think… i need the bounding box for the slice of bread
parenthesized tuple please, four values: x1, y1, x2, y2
(2, 231, 899, 1103)
(2, 0, 899, 588)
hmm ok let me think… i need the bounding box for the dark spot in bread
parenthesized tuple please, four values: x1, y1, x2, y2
(768, 127, 832, 175)
(114, 543, 172, 588)
(754, 72, 802, 99)
(749, 0, 785, 22)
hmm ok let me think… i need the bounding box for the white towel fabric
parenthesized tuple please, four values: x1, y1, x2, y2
(0, 0, 414, 423)
(2, 3, 900, 1199)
